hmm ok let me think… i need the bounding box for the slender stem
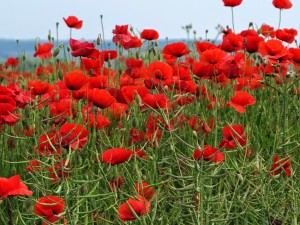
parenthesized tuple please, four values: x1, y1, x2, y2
(231, 7, 235, 33)
(70, 28, 72, 40)
(282, 89, 287, 148)
(6, 200, 13, 225)
(100, 15, 106, 50)
(278, 9, 282, 29)
(56, 22, 59, 47)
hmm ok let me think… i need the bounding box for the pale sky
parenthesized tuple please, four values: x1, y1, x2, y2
(1, 0, 300, 41)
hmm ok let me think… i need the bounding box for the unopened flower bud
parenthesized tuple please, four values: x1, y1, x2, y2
(57, 69, 63, 81)
(130, 25, 134, 32)
(48, 30, 51, 42)
(53, 47, 60, 57)
(97, 34, 102, 46)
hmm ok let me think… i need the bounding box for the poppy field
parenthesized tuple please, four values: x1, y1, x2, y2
(0, 0, 300, 224)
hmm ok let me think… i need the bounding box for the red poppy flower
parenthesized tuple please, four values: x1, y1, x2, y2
(0, 174, 32, 200)
(276, 28, 298, 44)
(87, 88, 116, 109)
(258, 39, 291, 65)
(6, 83, 31, 109)
(112, 24, 131, 43)
(120, 36, 143, 50)
(195, 41, 217, 54)
(48, 159, 71, 183)
(192, 62, 214, 77)
(100, 50, 118, 61)
(49, 99, 74, 124)
(101, 148, 133, 165)
(193, 145, 225, 163)
(121, 86, 150, 104)
(134, 182, 156, 200)
(118, 195, 150, 221)
(269, 154, 291, 176)
(86, 113, 111, 129)
(222, 0, 243, 7)
(26, 159, 41, 172)
(81, 57, 103, 71)
(5, 57, 19, 67)
(125, 58, 144, 78)
(226, 91, 256, 113)
(272, 0, 292, 9)
(260, 24, 276, 38)
(89, 76, 108, 89)
(240, 29, 264, 53)
(34, 43, 53, 59)
(162, 42, 191, 58)
(64, 70, 89, 91)
(34, 195, 66, 225)
(221, 33, 243, 52)
(200, 49, 227, 65)
(219, 53, 244, 79)
(289, 47, 300, 65)
(109, 102, 128, 120)
(63, 16, 83, 29)
(60, 123, 89, 150)
(219, 124, 247, 149)
(110, 175, 124, 191)
(0, 95, 20, 128)
(147, 61, 173, 80)
(140, 29, 159, 40)
(112, 24, 131, 36)
(27, 80, 50, 96)
(142, 93, 170, 109)
(36, 131, 61, 155)
(69, 38, 96, 57)
(133, 148, 148, 159)
(128, 128, 145, 145)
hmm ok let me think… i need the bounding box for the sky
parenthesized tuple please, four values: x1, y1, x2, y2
(1, 0, 300, 42)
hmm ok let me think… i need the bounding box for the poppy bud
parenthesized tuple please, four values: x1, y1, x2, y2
(136, 94, 142, 106)
(23, 54, 26, 61)
(48, 30, 51, 42)
(155, 40, 158, 47)
(132, 117, 139, 127)
(53, 47, 60, 57)
(192, 130, 197, 137)
(57, 69, 63, 81)
(96, 34, 101, 46)
(130, 25, 134, 32)
(136, 51, 139, 59)
(107, 57, 112, 68)
(158, 54, 161, 60)
(152, 48, 157, 56)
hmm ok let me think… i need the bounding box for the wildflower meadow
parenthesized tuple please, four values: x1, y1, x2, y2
(0, 0, 299, 224)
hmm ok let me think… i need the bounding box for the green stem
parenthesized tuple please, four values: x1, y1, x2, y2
(100, 15, 106, 49)
(6, 200, 13, 225)
(231, 7, 235, 33)
(278, 9, 282, 29)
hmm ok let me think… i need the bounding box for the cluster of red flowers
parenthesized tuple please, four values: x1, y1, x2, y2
(0, 4, 298, 222)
